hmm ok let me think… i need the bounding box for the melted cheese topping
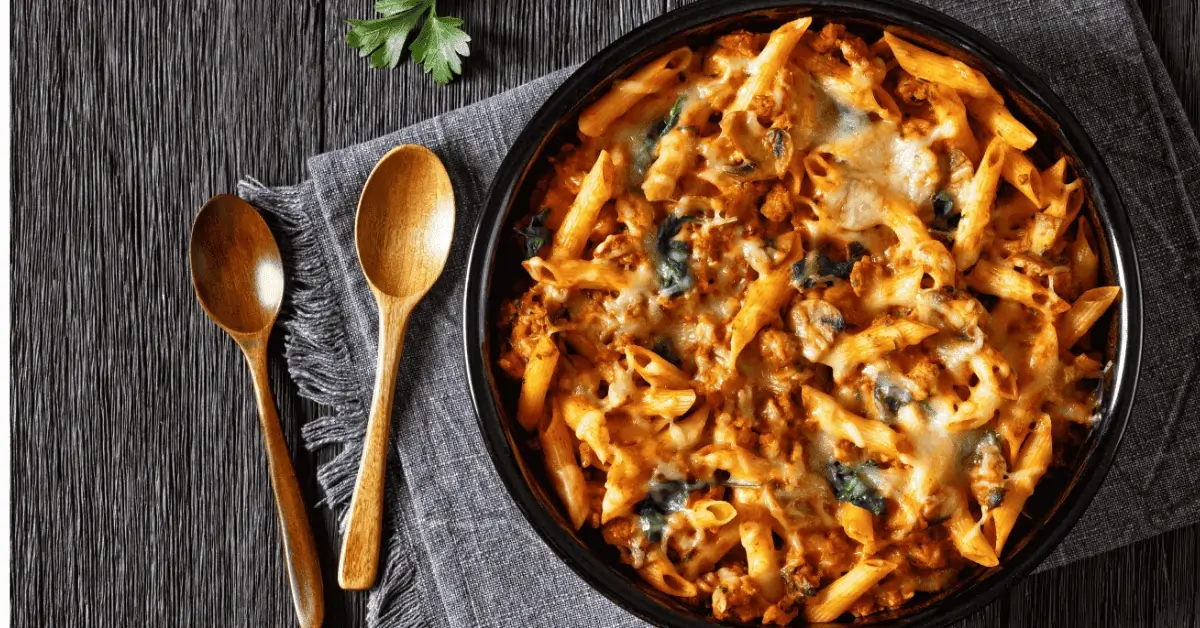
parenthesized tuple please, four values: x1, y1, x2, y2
(499, 20, 1113, 625)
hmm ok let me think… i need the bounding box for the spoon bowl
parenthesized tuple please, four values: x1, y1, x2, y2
(190, 194, 284, 335)
(339, 144, 456, 590)
(356, 145, 456, 299)
(189, 194, 324, 627)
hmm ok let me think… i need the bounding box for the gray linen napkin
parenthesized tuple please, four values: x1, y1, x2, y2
(240, 0, 1200, 625)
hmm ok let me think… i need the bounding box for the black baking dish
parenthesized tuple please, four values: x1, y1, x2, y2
(463, 0, 1144, 625)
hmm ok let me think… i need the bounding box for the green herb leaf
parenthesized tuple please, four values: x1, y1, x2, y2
(872, 375, 913, 421)
(345, 1, 470, 83)
(374, 0, 428, 15)
(654, 215, 698, 297)
(930, 190, 961, 243)
(346, 14, 421, 68)
(629, 95, 688, 187)
(514, 209, 551, 260)
(792, 249, 859, 289)
(636, 479, 706, 543)
(410, 10, 471, 86)
(663, 94, 686, 134)
(826, 460, 886, 516)
(933, 190, 955, 219)
(651, 338, 681, 367)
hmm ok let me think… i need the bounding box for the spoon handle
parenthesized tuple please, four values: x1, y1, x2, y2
(338, 298, 411, 590)
(244, 342, 325, 628)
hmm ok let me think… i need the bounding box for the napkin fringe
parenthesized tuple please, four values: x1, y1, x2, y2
(239, 177, 425, 628)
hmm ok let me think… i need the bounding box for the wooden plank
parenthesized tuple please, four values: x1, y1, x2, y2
(9, 0, 1200, 626)
(1004, 525, 1200, 627)
(1138, 0, 1200, 127)
(318, 0, 665, 151)
(9, 0, 326, 625)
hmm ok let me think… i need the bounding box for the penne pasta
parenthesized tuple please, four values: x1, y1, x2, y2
(626, 345, 691, 389)
(992, 414, 1054, 553)
(1057, 286, 1120, 349)
(731, 17, 813, 113)
(884, 32, 1003, 102)
(524, 257, 631, 292)
(516, 336, 560, 431)
(579, 49, 692, 137)
(501, 21, 1117, 623)
(550, 150, 614, 260)
(728, 264, 795, 366)
(803, 386, 906, 459)
(953, 136, 1006, 271)
(966, 97, 1037, 151)
(805, 559, 898, 622)
(540, 399, 591, 529)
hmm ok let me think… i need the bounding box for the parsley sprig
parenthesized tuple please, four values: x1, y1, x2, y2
(345, 0, 471, 85)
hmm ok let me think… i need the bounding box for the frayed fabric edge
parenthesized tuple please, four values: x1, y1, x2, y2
(238, 177, 426, 628)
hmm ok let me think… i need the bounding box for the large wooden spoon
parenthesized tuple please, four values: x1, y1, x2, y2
(339, 145, 456, 590)
(189, 194, 324, 627)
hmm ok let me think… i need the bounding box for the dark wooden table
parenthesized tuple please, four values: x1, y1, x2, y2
(11, 1, 1200, 625)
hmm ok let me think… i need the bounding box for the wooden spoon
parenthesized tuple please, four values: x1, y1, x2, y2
(339, 145, 455, 590)
(190, 194, 324, 627)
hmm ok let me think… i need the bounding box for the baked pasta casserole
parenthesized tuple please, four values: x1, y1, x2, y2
(497, 17, 1119, 624)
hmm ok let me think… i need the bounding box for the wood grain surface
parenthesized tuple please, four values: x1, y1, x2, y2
(10, 0, 1200, 626)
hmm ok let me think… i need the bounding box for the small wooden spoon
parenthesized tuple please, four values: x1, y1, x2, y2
(190, 194, 324, 627)
(339, 145, 455, 590)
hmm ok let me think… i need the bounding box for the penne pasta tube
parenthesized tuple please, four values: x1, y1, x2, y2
(638, 550, 698, 598)
(689, 499, 738, 529)
(884, 32, 1002, 103)
(837, 502, 877, 552)
(805, 559, 897, 622)
(953, 136, 1006, 271)
(946, 487, 1000, 567)
(579, 48, 692, 137)
(524, 257, 631, 292)
(626, 345, 691, 389)
(550, 150, 614, 259)
(541, 399, 591, 529)
(679, 522, 742, 580)
(821, 319, 939, 383)
(992, 414, 1053, 554)
(730, 17, 813, 113)
(966, 97, 1037, 151)
(740, 519, 785, 602)
(560, 394, 613, 464)
(967, 259, 1070, 315)
(728, 264, 795, 366)
(1001, 149, 1043, 206)
(928, 83, 980, 163)
(1056, 286, 1120, 349)
(802, 386, 906, 459)
(516, 336, 560, 431)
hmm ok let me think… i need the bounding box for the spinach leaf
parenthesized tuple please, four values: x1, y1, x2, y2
(660, 93, 687, 136)
(635, 479, 706, 543)
(631, 94, 688, 186)
(933, 191, 955, 219)
(654, 215, 698, 297)
(873, 375, 913, 420)
(792, 249, 859, 289)
(635, 473, 759, 542)
(826, 460, 886, 516)
(930, 191, 961, 243)
(652, 337, 681, 367)
(514, 209, 551, 259)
